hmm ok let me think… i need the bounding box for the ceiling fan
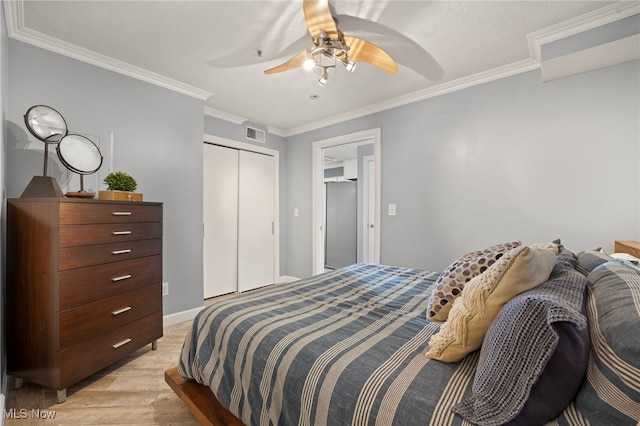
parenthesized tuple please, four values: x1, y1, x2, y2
(264, 0, 398, 85)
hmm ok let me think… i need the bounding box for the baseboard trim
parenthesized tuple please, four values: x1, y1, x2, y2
(163, 306, 205, 327)
(162, 276, 300, 327)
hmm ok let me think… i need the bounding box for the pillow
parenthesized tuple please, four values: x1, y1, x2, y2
(610, 253, 640, 271)
(425, 245, 557, 362)
(576, 249, 614, 275)
(574, 261, 640, 425)
(427, 241, 521, 322)
(452, 248, 589, 425)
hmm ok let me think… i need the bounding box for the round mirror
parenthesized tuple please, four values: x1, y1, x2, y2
(56, 134, 103, 175)
(24, 105, 68, 144)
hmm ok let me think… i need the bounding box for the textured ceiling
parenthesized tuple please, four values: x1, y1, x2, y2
(7, 0, 625, 134)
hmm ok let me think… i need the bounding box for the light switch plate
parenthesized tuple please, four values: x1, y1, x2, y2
(388, 203, 397, 216)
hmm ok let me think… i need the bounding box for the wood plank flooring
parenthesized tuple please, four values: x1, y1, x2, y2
(5, 320, 200, 425)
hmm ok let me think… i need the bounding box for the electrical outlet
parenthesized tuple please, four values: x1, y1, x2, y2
(162, 282, 169, 296)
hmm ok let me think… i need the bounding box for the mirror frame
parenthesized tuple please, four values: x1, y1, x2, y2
(24, 105, 68, 144)
(56, 134, 103, 175)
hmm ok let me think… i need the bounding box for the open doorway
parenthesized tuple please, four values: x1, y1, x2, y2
(322, 141, 375, 271)
(312, 128, 381, 275)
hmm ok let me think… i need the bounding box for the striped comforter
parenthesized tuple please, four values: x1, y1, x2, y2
(179, 263, 480, 425)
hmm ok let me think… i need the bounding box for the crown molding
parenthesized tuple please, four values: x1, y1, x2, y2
(281, 58, 539, 137)
(5, 0, 635, 135)
(4, 0, 213, 101)
(266, 125, 287, 138)
(203, 106, 247, 125)
(527, 1, 640, 63)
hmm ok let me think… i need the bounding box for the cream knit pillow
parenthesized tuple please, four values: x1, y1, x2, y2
(425, 244, 558, 362)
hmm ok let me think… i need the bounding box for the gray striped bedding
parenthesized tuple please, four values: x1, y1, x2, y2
(177, 262, 639, 425)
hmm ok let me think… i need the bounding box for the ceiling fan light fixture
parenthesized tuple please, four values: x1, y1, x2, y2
(263, 0, 399, 82)
(318, 69, 329, 86)
(344, 60, 356, 72)
(303, 58, 316, 71)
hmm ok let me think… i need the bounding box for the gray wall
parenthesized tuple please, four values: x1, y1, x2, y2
(6, 40, 205, 316)
(285, 62, 640, 278)
(203, 116, 288, 275)
(2, 20, 639, 323)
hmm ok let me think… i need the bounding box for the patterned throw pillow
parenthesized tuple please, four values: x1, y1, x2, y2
(427, 241, 521, 322)
(425, 245, 558, 363)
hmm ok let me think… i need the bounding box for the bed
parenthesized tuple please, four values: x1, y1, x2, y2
(166, 242, 640, 425)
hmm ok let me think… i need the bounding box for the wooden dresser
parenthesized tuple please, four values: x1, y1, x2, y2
(6, 198, 163, 402)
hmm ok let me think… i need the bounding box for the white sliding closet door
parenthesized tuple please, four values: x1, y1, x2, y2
(203, 144, 239, 298)
(203, 144, 276, 297)
(238, 150, 275, 292)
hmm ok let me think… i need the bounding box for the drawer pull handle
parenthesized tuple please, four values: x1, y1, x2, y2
(111, 274, 132, 282)
(112, 306, 132, 316)
(112, 212, 132, 216)
(112, 338, 132, 349)
(112, 230, 132, 235)
(112, 249, 132, 255)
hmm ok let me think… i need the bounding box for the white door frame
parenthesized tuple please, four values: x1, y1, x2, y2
(362, 154, 375, 263)
(312, 128, 381, 275)
(203, 133, 280, 283)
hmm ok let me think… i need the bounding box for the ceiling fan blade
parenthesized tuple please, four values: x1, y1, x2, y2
(303, 0, 338, 41)
(344, 36, 398, 74)
(264, 50, 308, 74)
(337, 14, 443, 80)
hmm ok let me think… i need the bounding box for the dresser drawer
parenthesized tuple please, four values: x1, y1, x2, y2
(60, 203, 162, 225)
(60, 222, 162, 248)
(59, 239, 162, 270)
(60, 255, 162, 310)
(59, 311, 162, 389)
(60, 284, 161, 349)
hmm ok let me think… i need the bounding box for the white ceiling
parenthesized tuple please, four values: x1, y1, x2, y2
(5, 0, 634, 136)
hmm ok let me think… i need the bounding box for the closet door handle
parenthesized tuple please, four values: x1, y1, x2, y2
(112, 306, 132, 316)
(112, 338, 132, 349)
(111, 274, 132, 282)
(112, 212, 132, 216)
(112, 249, 132, 255)
(112, 230, 132, 235)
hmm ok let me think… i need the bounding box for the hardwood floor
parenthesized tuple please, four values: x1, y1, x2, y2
(5, 320, 200, 425)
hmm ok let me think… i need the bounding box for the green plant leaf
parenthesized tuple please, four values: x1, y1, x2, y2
(103, 171, 137, 192)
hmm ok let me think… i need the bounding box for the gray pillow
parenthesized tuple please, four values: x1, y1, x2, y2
(574, 261, 640, 425)
(576, 249, 613, 275)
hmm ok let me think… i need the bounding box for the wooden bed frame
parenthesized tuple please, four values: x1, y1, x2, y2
(165, 241, 640, 425)
(165, 366, 244, 425)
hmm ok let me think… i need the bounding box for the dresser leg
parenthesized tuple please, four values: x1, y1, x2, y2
(151, 339, 158, 351)
(12, 377, 23, 390)
(57, 389, 67, 403)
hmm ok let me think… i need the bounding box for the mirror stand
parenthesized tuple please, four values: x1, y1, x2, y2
(21, 176, 64, 198)
(65, 174, 95, 199)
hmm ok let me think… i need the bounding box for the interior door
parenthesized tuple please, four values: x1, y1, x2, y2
(203, 144, 239, 298)
(238, 150, 275, 292)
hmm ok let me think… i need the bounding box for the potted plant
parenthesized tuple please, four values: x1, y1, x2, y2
(99, 171, 143, 201)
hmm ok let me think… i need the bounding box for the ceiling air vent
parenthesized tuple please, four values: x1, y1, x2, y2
(246, 126, 266, 143)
